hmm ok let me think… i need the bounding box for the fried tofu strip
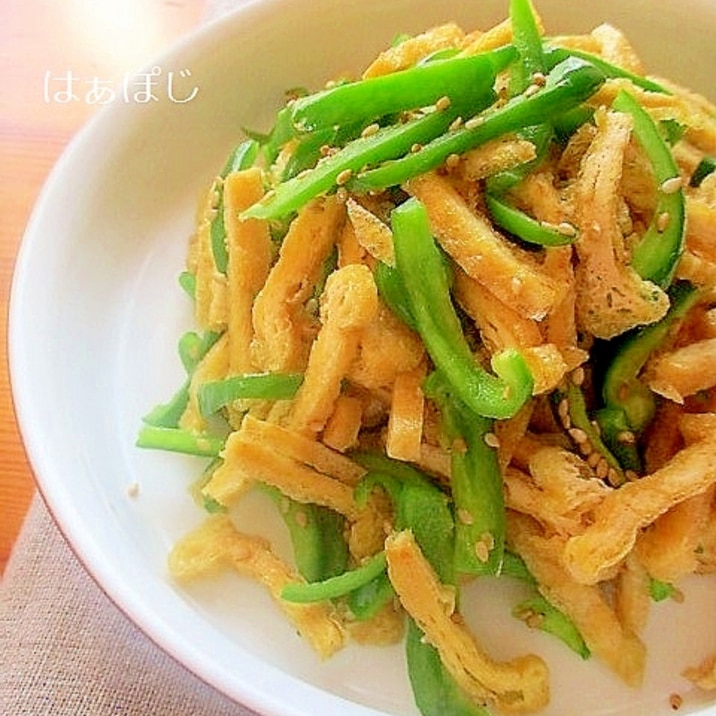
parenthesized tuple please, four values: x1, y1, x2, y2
(504, 446, 609, 536)
(180, 333, 229, 434)
(458, 136, 537, 182)
(385, 530, 550, 714)
(288, 264, 378, 436)
(224, 168, 272, 374)
(322, 395, 364, 452)
(563, 440, 716, 585)
(251, 197, 345, 371)
(386, 361, 427, 463)
(219, 433, 359, 518)
(168, 514, 345, 659)
(348, 301, 425, 391)
(573, 109, 669, 339)
(453, 269, 569, 394)
(507, 512, 647, 687)
(635, 487, 716, 583)
(346, 199, 394, 266)
(362, 22, 465, 78)
(645, 338, 716, 403)
(407, 172, 558, 320)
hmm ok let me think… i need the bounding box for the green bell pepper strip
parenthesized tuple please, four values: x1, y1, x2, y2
(281, 551, 387, 603)
(374, 261, 418, 330)
(142, 330, 221, 429)
(649, 577, 678, 602)
(178, 270, 196, 299)
(242, 103, 467, 221)
(484, 123, 554, 195)
(512, 595, 590, 659)
(135, 425, 225, 457)
(210, 139, 261, 274)
(355, 464, 456, 585)
(509, 0, 546, 94)
(346, 570, 395, 621)
(290, 49, 515, 133)
(502, 551, 590, 658)
(596, 280, 700, 470)
(542, 45, 670, 95)
(197, 371, 304, 417)
(351, 56, 605, 193)
(554, 379, 625, 484)
(691, 156, 716, 187)
(405, 618, 491, 716)
(485, 193, 578, 247)
(391, 197, 533, 420)
(423, 371, 506, 577)
(611, 89, 685, 288)
(265, 487, 349, 583)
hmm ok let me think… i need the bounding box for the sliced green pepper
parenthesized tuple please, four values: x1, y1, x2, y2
(135, 425, 225, 457)
(502, 551, 590, 658)
(391, 197, 533, 419)
(281, 551, 387, 603)
(352, 56, 605, 192)
(424, 371, 505, 577)
(291, 50, 514, 133)
(142, 330, 221, 429)
(197, 372, 303, 417)
(242, 104, 465, 221)
(485, 193, 578, 247)
(266, 489, 349, 583)
(406, 619, 490, 716)
(612, 89, 685, 288)
(691, 156, 716, 187)
(596, 281, 700, 471)
(543, 45, 670, 95)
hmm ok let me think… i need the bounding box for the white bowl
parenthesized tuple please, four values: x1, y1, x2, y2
(9, 0, 716, 714)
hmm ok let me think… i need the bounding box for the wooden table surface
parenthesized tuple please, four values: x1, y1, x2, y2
(0, 0, 207, 575)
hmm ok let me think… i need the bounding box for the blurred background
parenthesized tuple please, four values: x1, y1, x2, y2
(0, 0, 207, 573)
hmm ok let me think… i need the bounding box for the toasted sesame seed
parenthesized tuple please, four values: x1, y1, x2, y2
(474, 536, 492, 563)
(532, 71, 547, 87)
(435, 95, 452, 111)
(587, 451, 602, 469)
(607, 468, 622, 487)
(617, 430, 636, 445)
(571, 367, 586, 387)
(595, 458, 609, 480)
(458, 508, 474, 525)
(660, 176, 683, 194)
(558, 398, 570, 422)
(578, 440, 594, 457)
(464, 116, 485, 130)
(568, 427, 589, 444)
(557, 221, 578, 238)
(294, 510, 309, 528)
(336, 168, 353, 186)
(361, 122, 380, 138)
(410, 143, 423, 153)
(656, 211, 671, 233)
(449, 116, 464, 132)
(484, 432, 500, 449)
(126, 482, 140, 498)
(445, 153, 461, 170)
(523, 83, 541, 98)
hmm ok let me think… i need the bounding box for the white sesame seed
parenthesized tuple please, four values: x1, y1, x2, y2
(660, 176, 683, 194)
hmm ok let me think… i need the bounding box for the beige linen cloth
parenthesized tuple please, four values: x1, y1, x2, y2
(0, 2, 269, 714)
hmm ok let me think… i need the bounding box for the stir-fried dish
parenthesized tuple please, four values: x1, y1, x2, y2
(138, 1, 716, 713)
